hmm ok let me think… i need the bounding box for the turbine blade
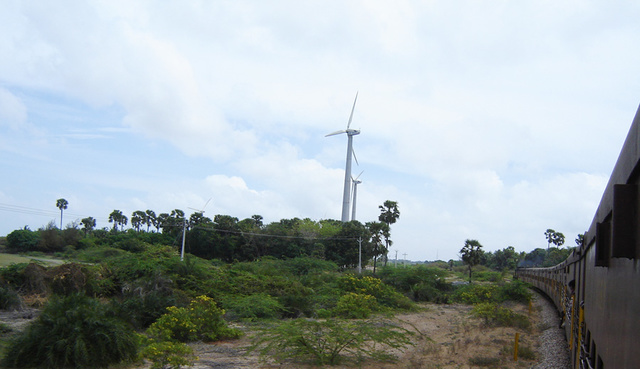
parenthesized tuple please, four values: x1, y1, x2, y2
(352, 148, 359, 166)
(346, 92, 358, 129)
(355, 171, 364, 181)
(202, 198, 212, 210)
(325, 130, 346, 137)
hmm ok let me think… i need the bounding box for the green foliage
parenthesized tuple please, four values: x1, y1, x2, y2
(250, 318, 414, 365)
(333, 292, 377, 319)
(378, 265, 452, 303)
(139, 338, 197, 369)
(5, 229, 40, 253)
(1, 294, 138, 368)
(147, 295, 241, 343)
(0, 286, 22, 310)
(497, 280, 532, 303)
(337, 274, 414, 310)
(452, 280, 530, 305)
(471, 303, 531, 330)
(223, 293, 284, 321)
(452, 283, 499, 304)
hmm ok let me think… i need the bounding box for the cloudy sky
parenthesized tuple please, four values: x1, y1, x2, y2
(1, 1, 639, 261)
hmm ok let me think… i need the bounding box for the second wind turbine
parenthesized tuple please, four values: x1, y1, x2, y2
(326, 93, 360, 222)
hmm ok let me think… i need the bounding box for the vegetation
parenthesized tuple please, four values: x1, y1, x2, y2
(1, 294, 138, 369)
(0, 211, 577, 367)
(250, 318, 414, 365)
(460, 239, 484, 282)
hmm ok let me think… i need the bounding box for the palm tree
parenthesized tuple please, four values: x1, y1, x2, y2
(378, 200, 400, 266)
(56, 198, 68, 229)
(145, 210, 157, 232)
(460, 239, 483, 283)
(109, 210, 127, 232)
(131, 210, 146, 232)
(80, 217, 96, 236)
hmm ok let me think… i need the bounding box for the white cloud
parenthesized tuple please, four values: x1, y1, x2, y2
(0, 0, 638, 261)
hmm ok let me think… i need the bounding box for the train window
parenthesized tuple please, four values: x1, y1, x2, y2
(612, 184, 638, 259)
(596, 215, 612, 267)
(597, 354, 604, 369)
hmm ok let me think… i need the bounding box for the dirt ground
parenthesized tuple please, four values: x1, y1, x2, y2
(0, 294, 547, 369)
(167, 295, 544, 369)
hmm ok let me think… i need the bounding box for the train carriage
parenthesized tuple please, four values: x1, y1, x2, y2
(516, 104, 640, 369)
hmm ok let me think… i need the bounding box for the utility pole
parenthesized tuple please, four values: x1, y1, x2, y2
(395, 250, 398, 267)
(403, 253, 408, 266)
(180, 218, 187, 261)
(358, 237, 362, 274)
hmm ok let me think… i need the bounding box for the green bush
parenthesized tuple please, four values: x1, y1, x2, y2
(471, 302, 531, 330)
(5, 229, 40, 253)
(139, 338, 196, 369)
(0, 286, 22, 310)
(223, 293, 284, 321)
(378, 265, 452, 303)
(250, 318, 414, 365)
(337, 274, 413, 310)
(452, 283, 499, 304)
(147, 295, 241, 342)
(1, 294, 138, 368)
(333, 292, 377, 319)
(498, 280, 532, 303)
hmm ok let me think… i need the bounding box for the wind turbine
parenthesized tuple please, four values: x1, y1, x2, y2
(351, 171, 363, 221)
(326, 92, 360, 222)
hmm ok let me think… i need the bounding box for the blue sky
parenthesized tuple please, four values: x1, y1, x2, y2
(1, 1, 639, 261)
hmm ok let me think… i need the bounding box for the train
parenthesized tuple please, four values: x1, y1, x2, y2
(516, 104, 640, 369)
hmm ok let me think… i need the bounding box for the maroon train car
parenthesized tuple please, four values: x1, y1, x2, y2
(517, 104, 640, 369)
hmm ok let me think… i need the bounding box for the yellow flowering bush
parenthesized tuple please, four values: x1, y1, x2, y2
(333, 292, 377, 319)
(140, 338, 197, 369)
(147, 295, 242, 343)
(337, 275, 413, 310)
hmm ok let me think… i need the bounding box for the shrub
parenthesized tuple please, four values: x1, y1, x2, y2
(5, 229, 40, 253)
(471, 302, 531, 330)
(333, 292, 377, 319)
(1, 294, 138, 368)
(498, 280, 532, 303)
(250, 318, 415, 365)
(223, 293, 284, 321)
(147, 295, 241, 342)
(337, 274, 414, 310)
(139, 338, 197, 369)
(452, 283, 499, 304)
(0, 286, 22, 310)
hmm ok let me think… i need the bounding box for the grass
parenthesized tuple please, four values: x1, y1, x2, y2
(0, 252, 64, 267)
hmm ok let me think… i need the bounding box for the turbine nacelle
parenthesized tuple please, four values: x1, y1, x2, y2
(325, 128, 360, 137)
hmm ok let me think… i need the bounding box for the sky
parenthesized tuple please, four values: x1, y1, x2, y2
(1, 1, 639, 262)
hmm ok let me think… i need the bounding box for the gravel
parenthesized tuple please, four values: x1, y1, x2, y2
(531, 292, 571, 369)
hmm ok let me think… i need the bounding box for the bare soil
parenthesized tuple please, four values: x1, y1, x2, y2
(163, 296, 543, 369)
(0, 295, 546, 369)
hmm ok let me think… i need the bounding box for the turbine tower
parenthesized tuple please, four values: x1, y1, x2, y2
(351, 171, 363, 221)
(326, 92, 360, 222)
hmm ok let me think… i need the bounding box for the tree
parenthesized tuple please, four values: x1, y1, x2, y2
(80, 217, 96, 236)
(56, 198, 68, 229)
(575, 233, 584, 247)
(544, 229, 565, 249)
(131, 210, 147, 232)
(460, 239, 483, 283)
(145, 210, 157, 232)
(108, 210, 127, 232)
(378, 200, 400, 267)
(366, 221, 389, 274)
